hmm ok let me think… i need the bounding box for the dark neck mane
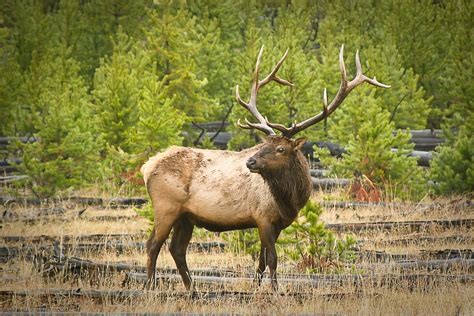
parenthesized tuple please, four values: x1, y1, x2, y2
(261, 151, 312, 226)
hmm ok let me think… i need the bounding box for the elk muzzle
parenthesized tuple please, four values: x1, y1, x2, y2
(246, 157, 261, 173)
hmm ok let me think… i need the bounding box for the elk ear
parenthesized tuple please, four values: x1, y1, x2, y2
(293, 137, 307, 151)
(256, 133, 267, 143)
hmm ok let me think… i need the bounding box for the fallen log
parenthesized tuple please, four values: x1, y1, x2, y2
(46, 254, 474, 284)
(47, 256, 242, 279)
(326, 218, 474, 232)
(108, 197, 148, 207)
(0, 165, 17, 173)
(0, 158, 22, 167)
(310, 169, 329, 178)
(0, 241, 225, 262)
(0, 288, 353, 303)
(0, 175, 28, 183)
(358, 235, 473, 247)
(361, 258, 474, 271)
(0, 136, 38, 145)
(2, 213, 140, 224)
(312, 178, 350, 190)
(390, 149, 433, 167)
(408, 129, 442, 138)
(356, 249, 473, 262)
(0, 159, 21, 174)
(125, 270, 474, 289)
(0, 196, 147, 208)
(2, 207, 65, 219)
(320, 200, 472, 210)
(0, 233, 146, 244)
(320, 201, 424, 209)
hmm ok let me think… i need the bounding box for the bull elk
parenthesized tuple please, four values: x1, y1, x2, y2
(141, 45, 390, 290)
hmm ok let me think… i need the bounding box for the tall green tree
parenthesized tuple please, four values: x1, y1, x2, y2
(143, 4, 215, 121)
(430, 106, 473, 195)
(91, 29, 146, 153)
(78, 0, 151, 83)
(91, 27, 187, 156)
(13, 44, 101, 198)
(0, 8, 23, 135)
(130, 61, 186, 154)
(327, 89, 427, 200)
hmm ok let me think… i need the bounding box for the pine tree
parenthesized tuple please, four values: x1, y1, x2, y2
(91, 28, 188, 189)
(265, 2, 328, 141)
(13, 44, 101, 198)
(143, 5, 214, 121)
(429, 1, 473, 195)
(0, 8, 23, 135)
(130, 62, 186, 154)
(317, 4, 431, 130)
(327, 89, 427, 201)
(227, 14, 292, 149)
(2, 0, 52, 71)
(430, 109, 474, 195)
(91, 29, 147, 153)
(437, 0, 473, 124)
(78, 0, 151, 83)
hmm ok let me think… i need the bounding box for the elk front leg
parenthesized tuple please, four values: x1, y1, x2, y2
(255, 248, 266, 286)
(257, 224, 280, 291)
(169, 217, 194, 290)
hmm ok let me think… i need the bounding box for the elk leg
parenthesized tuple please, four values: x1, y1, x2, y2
(169, 217, 194, 290)
(255, 248, 267, 286)
(146, 211, 179, 289)
(258, 224, 281, 291)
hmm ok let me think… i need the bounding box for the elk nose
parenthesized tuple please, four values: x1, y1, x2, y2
(246, 157, 257, 169)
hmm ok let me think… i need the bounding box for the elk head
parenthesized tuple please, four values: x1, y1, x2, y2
(246, 136, 306, 174)
(236, 45, 390, 173)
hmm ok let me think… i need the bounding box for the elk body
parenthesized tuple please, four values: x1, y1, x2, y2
(141, 45, 390, 290)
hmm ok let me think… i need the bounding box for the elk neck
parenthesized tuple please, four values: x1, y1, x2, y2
(260, 150, 312, 227)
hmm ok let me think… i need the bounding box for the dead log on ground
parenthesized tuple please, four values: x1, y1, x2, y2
(357, 235, 473, 247)
(0, 233, 146, 244)
(312, 178, 350, 190)
(0, 241, 225, 262)
(0, 196, 147, 208)
(326, 218, 474, 232)
(125, 270, 473, 289)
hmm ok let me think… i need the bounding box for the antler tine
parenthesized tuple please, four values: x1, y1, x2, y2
(351, 50, 391, 89)
(322, 88, 328, 116)
(259, 48, 294, 88)
(235, 85, 249, 108)
(235, 46, 293, 136)
(270, 45, 390, 138)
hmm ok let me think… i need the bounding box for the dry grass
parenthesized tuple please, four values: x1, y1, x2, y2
(2, 255, 473, 315)
(1, 205, 148, 237)
(1, 196, 473, 314)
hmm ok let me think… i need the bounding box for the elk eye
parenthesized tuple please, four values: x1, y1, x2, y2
(277, 147, 285, 153)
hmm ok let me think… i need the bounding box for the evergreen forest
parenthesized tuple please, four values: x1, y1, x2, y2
(1, 0, 472, 199)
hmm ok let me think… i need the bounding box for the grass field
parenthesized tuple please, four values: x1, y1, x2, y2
(1, 191, 472, 314)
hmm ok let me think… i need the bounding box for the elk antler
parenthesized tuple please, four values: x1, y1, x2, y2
(235, 46, 293, 135)
(266, 45, 390, 138)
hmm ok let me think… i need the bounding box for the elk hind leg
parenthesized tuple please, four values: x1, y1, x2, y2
(169, 217, 194, 290)
(146, 207, 180, 289)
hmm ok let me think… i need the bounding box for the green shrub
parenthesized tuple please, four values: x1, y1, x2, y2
(11, 46, 101, 198)
(322, 90, 428, 201)
(279, 200, 356, 273)
(430, 113, 474, 194)
(224, 200, 356, 272)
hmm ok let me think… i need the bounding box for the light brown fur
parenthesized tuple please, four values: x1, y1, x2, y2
(141, 137, 312, 290)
